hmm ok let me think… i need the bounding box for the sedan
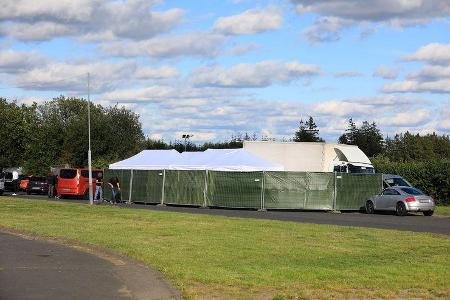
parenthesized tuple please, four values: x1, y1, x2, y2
(366, 186, 435, 216)
(26, 176, 49, 195)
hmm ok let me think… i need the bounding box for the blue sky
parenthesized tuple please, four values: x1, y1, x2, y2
(1, 0, 449, 142)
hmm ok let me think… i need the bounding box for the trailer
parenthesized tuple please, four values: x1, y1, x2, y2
(243, 141, 374, 173)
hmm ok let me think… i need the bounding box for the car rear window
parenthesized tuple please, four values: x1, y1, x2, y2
(401, 187, 423, 195)
(60, 169, 77, 179)
(30, 176, 47, 182)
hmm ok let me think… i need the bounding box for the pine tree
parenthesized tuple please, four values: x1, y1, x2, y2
(294, 116, 324, 142)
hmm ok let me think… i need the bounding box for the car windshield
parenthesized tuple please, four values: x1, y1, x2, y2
(348, 165, 375, 174)
(60, 169, 77, 179)
(401, 187, 423, 195)
(385, 177, 410, 187)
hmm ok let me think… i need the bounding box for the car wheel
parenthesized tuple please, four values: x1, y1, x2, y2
(396, 202, 407, 216)
(365, 201, 375, 214)
(423, 211, 434, 216)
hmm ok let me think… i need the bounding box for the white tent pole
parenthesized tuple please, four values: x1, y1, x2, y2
(128, 169, 133, 204)
(161, 169, 166, 205)
(203, 169, 208, 207)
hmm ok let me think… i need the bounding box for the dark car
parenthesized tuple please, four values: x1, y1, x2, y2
(27, 176, 49, 195)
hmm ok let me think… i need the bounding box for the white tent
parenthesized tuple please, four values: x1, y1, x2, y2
(109, 148, 283, 171)
(109, 149, 180, 170)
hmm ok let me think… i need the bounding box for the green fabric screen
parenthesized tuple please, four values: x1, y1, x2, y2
(207, 171, 263, 209)
(103, 169, 131, 202)
(130, 170, 163, 204)
(335, 173, 383, 210)
(103, 169, 382, 210)
(163, 170, 206, 206)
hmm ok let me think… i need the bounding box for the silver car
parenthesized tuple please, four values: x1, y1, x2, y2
(366, 186, 435, 216)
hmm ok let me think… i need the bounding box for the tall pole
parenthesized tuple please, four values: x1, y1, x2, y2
(87, 72, 93, 205)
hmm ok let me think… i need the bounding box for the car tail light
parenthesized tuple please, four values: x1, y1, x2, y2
(405, 197, 416, 203)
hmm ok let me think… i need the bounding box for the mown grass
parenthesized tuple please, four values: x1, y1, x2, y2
(436, 205, 450, 216)
(0, 197, 449, 299)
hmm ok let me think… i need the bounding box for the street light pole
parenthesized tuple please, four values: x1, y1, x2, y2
(87, 72, 93, 205)
(182, 134, 193, 152)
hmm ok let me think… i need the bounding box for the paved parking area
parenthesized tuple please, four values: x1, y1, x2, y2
(6, 192, 450, 236)
(0, 230, 181, 300)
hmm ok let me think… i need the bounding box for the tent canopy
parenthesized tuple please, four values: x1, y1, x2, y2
(109, 149, 283, 171)
(109, 149, 180, 170)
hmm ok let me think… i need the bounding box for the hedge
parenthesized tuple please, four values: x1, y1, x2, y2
(372, 157, 450, 205)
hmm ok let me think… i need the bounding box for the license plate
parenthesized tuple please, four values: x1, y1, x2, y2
(64, 188, 70, 191)
(32, 187, 40, 190)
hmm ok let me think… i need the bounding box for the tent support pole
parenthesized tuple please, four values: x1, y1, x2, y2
(128, 169, 133, 204)
(159, 169, 166, 206)
(258, 171, 266, 211)
(332, 171, 338, 212)
(202, 170, 208, 208)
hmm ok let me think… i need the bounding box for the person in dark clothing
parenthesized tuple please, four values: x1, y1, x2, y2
(48, 175, 57, 198)
(108, 176, 120, 204)
(95, 172, 103, 202)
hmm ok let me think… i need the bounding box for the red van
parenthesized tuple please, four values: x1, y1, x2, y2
(57, 168, 103, 198)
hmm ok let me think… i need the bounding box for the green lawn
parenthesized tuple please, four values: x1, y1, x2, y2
(436, 205, 450, 216)
(0, 197, 449, 299)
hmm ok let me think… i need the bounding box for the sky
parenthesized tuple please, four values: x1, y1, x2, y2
(1, 0, 449, 142)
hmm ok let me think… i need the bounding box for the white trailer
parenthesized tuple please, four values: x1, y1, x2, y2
(243, 141, 374, 173)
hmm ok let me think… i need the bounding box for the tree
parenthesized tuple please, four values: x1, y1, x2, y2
(338, 119, 384, 157)
(1, 96, 145, 174)
(293, 116, 324, 142)
(0, 98, 37, 170)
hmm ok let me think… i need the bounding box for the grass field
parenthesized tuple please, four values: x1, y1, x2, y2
(436, 205, 450, 216)
(0, 197, 449, 299)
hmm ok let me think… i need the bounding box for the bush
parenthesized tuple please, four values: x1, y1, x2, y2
(372, 156, 450, 205)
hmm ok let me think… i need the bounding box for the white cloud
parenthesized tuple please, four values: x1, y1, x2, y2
(373, 65, 398, 79)
(292, 1, 450, 42)
(10, 59, 180, 93)
(377, 109, 430, 127)
(302, 17, 354, 43)
(293, 0, 450, 23)
(402, 43, 450, 64)
(134, 66, 180, 79)
(99, 32, 226, 58)
(382, 79, 450, 93)
(0, 50, 46, 73)
(190, 60, 320, 88)
(382, 43, 450, 94)
(334, 71, 364, 78)
(213, 7, 283, 35)
(0, 0, 183, 41)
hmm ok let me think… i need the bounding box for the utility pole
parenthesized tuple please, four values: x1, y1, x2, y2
(87, 72, 93, 205)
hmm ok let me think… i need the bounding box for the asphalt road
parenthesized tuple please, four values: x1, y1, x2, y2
(0, 230, 181, 300)
(6, 192, 450, 236)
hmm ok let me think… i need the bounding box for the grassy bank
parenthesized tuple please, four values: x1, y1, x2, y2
(0, 197, 449, 299)
(436, 205, 450, 216)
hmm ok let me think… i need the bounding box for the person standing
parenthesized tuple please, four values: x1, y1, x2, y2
(49, 174, 58, 198)
(108, 176, 120, 204)
(95, 172, 103, 203)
